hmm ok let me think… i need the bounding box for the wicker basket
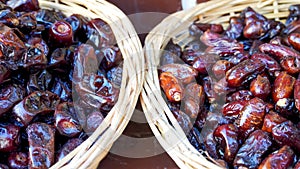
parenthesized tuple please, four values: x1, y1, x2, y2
(141, 0, 299, 168)
(37, 0, 144, 168)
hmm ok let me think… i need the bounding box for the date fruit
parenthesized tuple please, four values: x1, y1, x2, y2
(233, 130, 272, 169)
(27, 123, 54, 169)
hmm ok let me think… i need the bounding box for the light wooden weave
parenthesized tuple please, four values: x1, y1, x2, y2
(38, 0, 144, 168)
(141, 0, 299, 168)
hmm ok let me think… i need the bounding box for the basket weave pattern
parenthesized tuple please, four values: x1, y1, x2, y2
(38, 0, 144, 168)
(141, 0, 299, 168)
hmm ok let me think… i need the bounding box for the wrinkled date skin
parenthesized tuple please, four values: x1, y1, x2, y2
(262, 111, 287, 133)
(212, 60, 234, 80)
(75, 73, 119, 112)
(8, 152, 28, 169)
(280, 55, 300, 74)
(160, 64, 198, 84)
(54, 102, 85, 137)
(250, 75, 271, 100)
(222, 100, 247, 121)
(0, 84, 25, 116)
(27, 123, 54, 169)
(226, 90, 253, 102)
(12, 91, 60, 126)
(160, 72, 184, 102)
(225, 17, 243, 39)
(226, 59, 265, 88)
(235, 97, 266, 138)
(213, 124, 239, 163)
(56, 138, 83, 161)
(272, 121, 300, 152)
(259, 43, 300, 61)
(294, 78, 300, 111)
(272, 71, 295, 102)
(258, 145, 295, 169)
(288, 33, 300, 51)
(0, 24, 25, 69)
(0, 124, 20, 152)
(233, 130, 272, 169)
(250, 53, 281, 77)
(73, 44, 100, 83)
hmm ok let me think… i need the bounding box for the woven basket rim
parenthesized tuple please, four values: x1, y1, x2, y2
(35, 0, 145, 168)
(141, 0, 299, 169)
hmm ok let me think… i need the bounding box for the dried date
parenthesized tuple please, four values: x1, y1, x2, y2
(272, 121, 300, 152)
(250, 75, 271, 100)
(213, 124, 239, 163)
(258, 145, 295, 169)
(12, 91, 60, 126)
(8, 152, 28, 169)
(54, 102, 85, 137)
(56, 138, 83, 161)
(0, 124, 20, 152)
(233, 130, 272, 169)
(160, 63, 197, 84)
(235, 97, 266, 138)
(27, 123, 54, 169)
(272, 71, 295, 102)
(226, 59, 265, 88)
(262, 111, 287, 133)
(159, 72, 184, 102)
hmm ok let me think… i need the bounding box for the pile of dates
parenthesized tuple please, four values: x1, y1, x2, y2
(0, 0, 122, 168)
(159, 5, 300, 169)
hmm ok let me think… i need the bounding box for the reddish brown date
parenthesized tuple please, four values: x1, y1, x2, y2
(226, 59, 265, 88)
(258, 145, 295, 169)
(259, 43, 300, 61)
(225, 17, 243, 39)
(250, 75, 271, 100)
(0, 84, 25, 116)
(27, 123, 55, 169)
(272, 71, 295, 102)
(12, 91, 60, 126)
(73, 44, 99, 83)
(272, 121, 300, 152)
(56, 138, 83, 161)
(160, 64, 197, 84)
(159, 72, 184, 102)
(8, 152, 28, 169)
(262, 111, 287, 133)
(233, 130, 272, 169)
(75, 73, 119, 112)
(275, 98, 296, 118)
(212, 60, 234, 80)
(294, 78, 300, 111)
(185, 83, 205, 105)
(54, 102, 85, 137)
(288, 33, 300, 51)
(213, 124, 239, 163)
(235, 97, 266, 138)
(222, 100, 247, 120)
(0, 124, 20, 152)
(250, 53, 281, 77)
(226, 90, 253, 102)
(280, 56, 300, 74)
